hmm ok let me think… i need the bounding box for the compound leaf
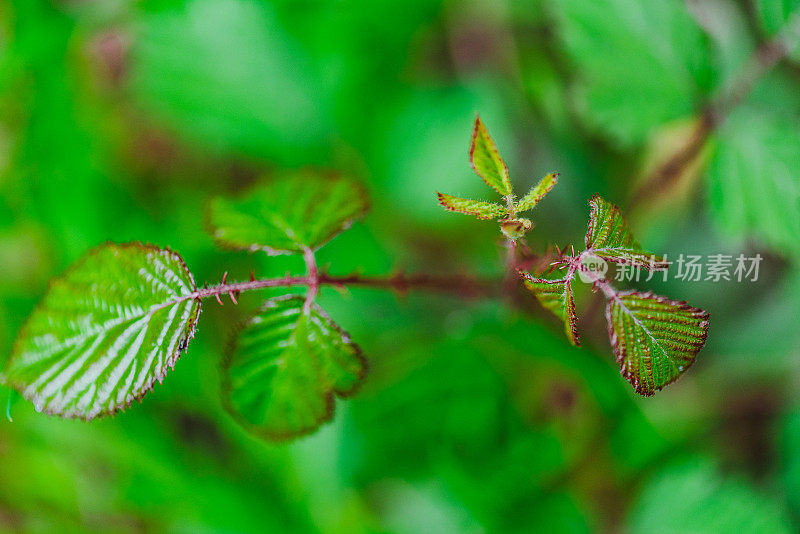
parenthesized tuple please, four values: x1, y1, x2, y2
(436, 192, 508, 220)
(470, 116, 513, 196)
(516, 173, 559, 212)
(207, 170, 369, 255)
(520, 269, 580, 346)
(605, 291, 709, 396)
(1, 243, 201, 419)
(585, 195, 667, 270)
(223, 295, 367, 440)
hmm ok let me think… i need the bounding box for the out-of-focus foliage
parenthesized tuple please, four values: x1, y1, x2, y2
(628, 459, 794, 533)
(549, 0, 713, 145)
(207, 170, 369, 254)
(708, 75, 800, 255)
(2, 0, 800, 532)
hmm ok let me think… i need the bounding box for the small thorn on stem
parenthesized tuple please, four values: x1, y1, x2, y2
(222, 271, 228, 284)
(249, 270, 255, 282)
(214, 294, 224, 306)
(229, 291, 238, 305)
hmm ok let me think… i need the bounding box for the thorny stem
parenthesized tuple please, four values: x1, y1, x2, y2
(557, 250, 624, 304)
(191, 270, 501, 305)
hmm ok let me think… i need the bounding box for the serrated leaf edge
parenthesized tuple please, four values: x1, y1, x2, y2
(519, 269, 581, 346)
(469, 116, 513, 196)
(436, 192, 508, 220)
(221, 294, 368, 441)
(1, 242, 202, 420)
(604, 290, 710, 396)
(204, 170, 371, 256)
(585, 194, 667, 270)
(516, 172, 559, 212)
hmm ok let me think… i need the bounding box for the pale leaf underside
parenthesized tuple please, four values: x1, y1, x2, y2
(1, 243, 201, 419)
(585, 195, 667, 269)
(516, 172, 559, 212)
(470, 116, 513, 196)
(223, 295, 367, 440)
(521, 269, 580, 346)
(605, 291, 709, 396)
(207, 170, 369, 255)
(437, 192, 508, 220)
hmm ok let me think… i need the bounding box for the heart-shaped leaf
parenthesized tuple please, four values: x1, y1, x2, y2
(207, 170, 369, 255)
(585, 195, 667, 269)
(1, 243, 201, 419)
(605, 291, 709, 395)
(223, 295, 367, 440)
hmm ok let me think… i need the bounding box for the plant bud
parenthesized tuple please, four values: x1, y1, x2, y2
(500, 218, 532, 239)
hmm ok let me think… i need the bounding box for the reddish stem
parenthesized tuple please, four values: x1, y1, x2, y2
(191, 271, 500, 304)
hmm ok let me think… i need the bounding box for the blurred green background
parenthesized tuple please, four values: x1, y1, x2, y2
(2, 0, 800, 532)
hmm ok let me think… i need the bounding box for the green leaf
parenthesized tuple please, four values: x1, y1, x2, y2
(470, 116, 513, 196)
(1, 244, 201, 419)
(781, 410, 800, 516)
(130, 0, 332, 162)
(207, 170, 369, 255)
(520, 269, 580, 346)
(708, 99, 800, 255)
(550, 0, 712, 146)
(628, 459, 793, 534)
(756, 0, 800, 61)
(436, 192, 508, 220)
(585, 195, 666, 269)
(223, 295, 367, 440)
(605, 291, 709, 396)
(516, 172, 559, 212)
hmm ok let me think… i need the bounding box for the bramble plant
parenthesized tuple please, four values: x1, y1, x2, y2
(1, 116, 709, 440)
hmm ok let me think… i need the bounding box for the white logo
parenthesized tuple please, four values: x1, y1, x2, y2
(578, 254, 608, 283)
